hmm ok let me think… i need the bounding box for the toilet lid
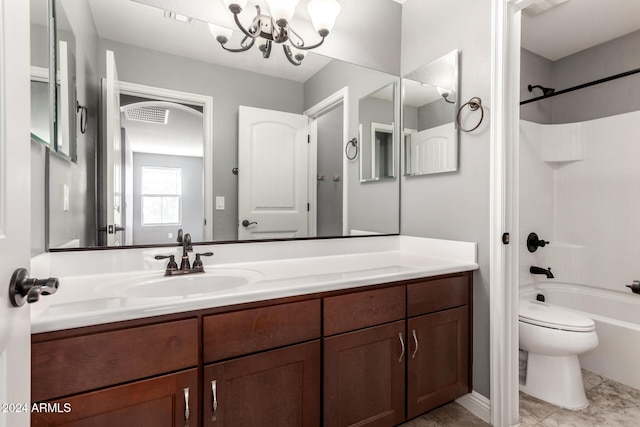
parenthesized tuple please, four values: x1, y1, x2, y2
(519, 300, 595, 332)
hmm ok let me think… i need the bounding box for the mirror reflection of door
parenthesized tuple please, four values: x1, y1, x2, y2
(121, 98, 204, 245)
(316, 104, 344, 237)
(238, 106, 309, 240)
(103, 50, 123, 246)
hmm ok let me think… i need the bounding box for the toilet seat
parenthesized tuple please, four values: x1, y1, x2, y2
(519, 301, 595, 332)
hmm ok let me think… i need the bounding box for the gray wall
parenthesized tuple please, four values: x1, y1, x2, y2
(521, 30, 640, 124)
(317, 106, 343, 237)
(401, 0, 492, 399)
(304, 60, 400, 234)
(132, 153, 204, 245)
(98, 38, 304, 242)
(520, 49, 553, 124)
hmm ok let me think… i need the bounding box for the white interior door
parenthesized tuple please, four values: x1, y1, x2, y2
(238, 106, 309, 240)
(0, 1, 32, 426)
(105, 50, 123, 245)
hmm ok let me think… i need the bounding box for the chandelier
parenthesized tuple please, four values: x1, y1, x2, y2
(208, 0, 341, 66)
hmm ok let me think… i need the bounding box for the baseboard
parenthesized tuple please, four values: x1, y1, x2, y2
(456, 390, 491, 424)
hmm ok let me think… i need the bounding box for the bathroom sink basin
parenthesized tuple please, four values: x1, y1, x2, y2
(113, 269, 264, 299)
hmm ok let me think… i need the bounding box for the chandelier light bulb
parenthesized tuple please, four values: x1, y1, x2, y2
(265, 0, 300, 26)
(208, 23, 234, 44)
(306, 0, 341, 36)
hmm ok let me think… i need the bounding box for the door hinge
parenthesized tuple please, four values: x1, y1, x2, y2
(502, 233, 510, 245)
(307, 134, 310, 144)
(307, 203, 310, 212)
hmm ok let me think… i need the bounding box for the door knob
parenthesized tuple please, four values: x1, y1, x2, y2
(241, 220, 257, 227)
(9, 268, 59, 307)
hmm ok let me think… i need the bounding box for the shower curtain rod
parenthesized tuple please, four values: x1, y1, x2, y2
(520, 66, 640, 105)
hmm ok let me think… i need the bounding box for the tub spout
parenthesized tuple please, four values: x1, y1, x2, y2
(530, 266, 554, 279)
(626, 280, 640, 294)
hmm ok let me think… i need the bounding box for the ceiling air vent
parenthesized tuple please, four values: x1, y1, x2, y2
(123, 106, 169, 124)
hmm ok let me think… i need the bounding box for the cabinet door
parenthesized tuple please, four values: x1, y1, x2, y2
(204, 340, 321, 427)
(31, 369, 198, 427)
(324, 321, 406, 427)
(407, 306, 470, 418)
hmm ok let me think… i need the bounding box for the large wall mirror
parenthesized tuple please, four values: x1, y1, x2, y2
(30, 0, 401, 251)
(402, 49, 459, 176)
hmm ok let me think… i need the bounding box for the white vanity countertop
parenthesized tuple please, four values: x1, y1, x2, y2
(30, 236, 478, 334)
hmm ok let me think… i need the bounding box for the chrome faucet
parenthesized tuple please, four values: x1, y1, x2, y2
(530, 266, 554, 279)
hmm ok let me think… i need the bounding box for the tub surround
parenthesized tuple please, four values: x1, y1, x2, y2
(30, 235, 477, 333)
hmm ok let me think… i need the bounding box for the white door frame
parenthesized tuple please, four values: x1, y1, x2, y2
(0, 0, 32, 425)
(491, 0, 535, 425)
(304, 87, 349, 236)
(114, 80, 214, 241)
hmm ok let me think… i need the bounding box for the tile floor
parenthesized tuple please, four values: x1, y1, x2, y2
(401, 370, 640, 426)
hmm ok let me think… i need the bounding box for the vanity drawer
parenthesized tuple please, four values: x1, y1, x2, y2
(323, 285, 406, 336)
(31, 318, 198, 402)
(203, 299, 321, 363)
(407, 273, 471, 317)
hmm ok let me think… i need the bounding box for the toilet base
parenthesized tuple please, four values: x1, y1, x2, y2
(520, 353, 588, 410)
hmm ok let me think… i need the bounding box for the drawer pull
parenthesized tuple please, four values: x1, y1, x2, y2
(211, 380, 218, 421)
(411, 329, 419, 359)
(183, 387, 190, 427)
(398, 332, 405, 362)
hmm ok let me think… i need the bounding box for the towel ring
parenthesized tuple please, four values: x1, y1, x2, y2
(456, 97, 484, 133)
(76, 101, 88, 134)
(345, 138, 358, 160)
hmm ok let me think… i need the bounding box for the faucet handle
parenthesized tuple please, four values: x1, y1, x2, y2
(192, 252, 213, 269)
(155, 254, 178, 270)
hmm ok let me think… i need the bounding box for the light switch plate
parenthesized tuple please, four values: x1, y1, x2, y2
(63, 184, 69, 211)
(216, 196, 225, 210)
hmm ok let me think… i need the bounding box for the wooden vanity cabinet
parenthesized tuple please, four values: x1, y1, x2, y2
(31, 369, 198, 427)
(323, 286, 407, 427)
(30, 318, 199, 426)
(323, 272, 472, 427)
(406, 274, 472, 419)
(203, 341, 321, 427)
(324, 321, 406, 427)
(31, 271, 472, 427)
(202, 300, 322, 427)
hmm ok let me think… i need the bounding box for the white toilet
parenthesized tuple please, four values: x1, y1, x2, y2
(519, 300, 599, 410)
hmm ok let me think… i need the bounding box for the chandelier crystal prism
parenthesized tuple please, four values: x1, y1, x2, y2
(212, 0, 341, 66)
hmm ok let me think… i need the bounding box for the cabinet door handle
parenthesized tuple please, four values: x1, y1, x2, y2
(398, 332, 405, 362)
(211, 380, 218, 421)
(411, 329, 419, 359)
(183, 387, 190, 427)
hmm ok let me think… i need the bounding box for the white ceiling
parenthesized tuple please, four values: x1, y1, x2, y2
(522, 0, 640, 61)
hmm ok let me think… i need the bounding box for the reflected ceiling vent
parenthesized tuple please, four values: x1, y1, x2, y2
(524, 0, 569, 16)
(123, 106, 169, 125)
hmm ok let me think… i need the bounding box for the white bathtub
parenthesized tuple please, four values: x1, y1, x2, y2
(520, 282, 640, 390)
